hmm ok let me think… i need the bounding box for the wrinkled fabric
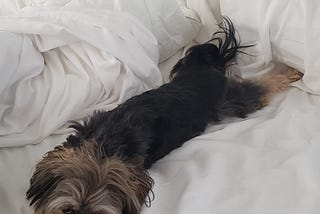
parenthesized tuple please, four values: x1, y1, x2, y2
(0, 0, 198, 62)
(220, 0, 320, 94)
(0, 0, 198, 147)
(0, 4, 163, 147)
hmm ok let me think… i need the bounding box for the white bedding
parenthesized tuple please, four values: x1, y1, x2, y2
(1, 0, 320, 214)
(0, 0, 199, 147)
(220, 0, 320, 94)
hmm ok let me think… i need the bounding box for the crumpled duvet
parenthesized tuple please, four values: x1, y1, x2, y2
(0, 0, 197, 147)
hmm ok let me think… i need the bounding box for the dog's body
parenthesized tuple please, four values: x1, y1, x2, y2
(67, 46, 228, 169)
(26, 19, 303, 214)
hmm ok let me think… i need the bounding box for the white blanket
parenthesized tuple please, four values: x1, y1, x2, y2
(220, 0, 320, 94)
(0, 0, 199, 147)
(0, 11, 161, 146)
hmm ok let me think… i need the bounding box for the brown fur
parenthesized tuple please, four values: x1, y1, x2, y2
(27, 141, 154, 214)
(257, 67, 303, 106)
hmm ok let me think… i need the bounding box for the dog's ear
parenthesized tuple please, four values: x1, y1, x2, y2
(26, 146, 66, 210)
(169, 57, 186, 80)
(122, 164, 154, 214)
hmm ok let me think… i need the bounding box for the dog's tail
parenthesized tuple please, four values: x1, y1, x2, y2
(170, 17, 249, 80)
(207, 17, 245, 65)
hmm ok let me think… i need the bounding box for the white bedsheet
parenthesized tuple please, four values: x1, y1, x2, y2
(220, 0, 320, 94)
(0, 0, 199, 147)
(1, 0, 320, 214)
(0, 8, 161, 147)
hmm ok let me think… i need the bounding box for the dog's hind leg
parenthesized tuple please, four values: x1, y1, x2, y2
(257, 67, 303, 107)
(220, 66, 303, 118)
(220, 79, 265, 118)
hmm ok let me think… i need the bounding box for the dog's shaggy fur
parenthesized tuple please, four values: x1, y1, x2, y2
(26, 18, 303, 214)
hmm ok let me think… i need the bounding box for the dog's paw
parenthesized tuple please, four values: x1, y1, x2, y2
(257, 66, 303, 107)
(280, 67, 304, 83)
(261, 67, 303, 92)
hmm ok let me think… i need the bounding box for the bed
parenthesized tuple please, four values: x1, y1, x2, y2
(0, 0, 319, 213)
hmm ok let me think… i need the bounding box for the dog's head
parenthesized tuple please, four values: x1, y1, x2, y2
(26, 142, 153, 214)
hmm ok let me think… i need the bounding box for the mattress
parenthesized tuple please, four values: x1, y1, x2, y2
(1, 0, 320, 214)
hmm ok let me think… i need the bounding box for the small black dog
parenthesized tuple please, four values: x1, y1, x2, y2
(26, 18, 302, 214)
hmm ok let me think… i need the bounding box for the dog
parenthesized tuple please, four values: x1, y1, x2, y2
(26, 18, 303, 214)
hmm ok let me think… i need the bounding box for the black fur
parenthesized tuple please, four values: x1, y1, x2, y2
(65, 18, 265, 169)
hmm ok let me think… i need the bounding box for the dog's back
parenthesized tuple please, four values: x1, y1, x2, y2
(141, 19, 241, 167)
(66, 18, 242, 168)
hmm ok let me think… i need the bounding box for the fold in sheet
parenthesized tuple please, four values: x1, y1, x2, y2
(220, 0, 320, 94)
(0, 7, 162, 147)
(0, 0, 198, 147)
